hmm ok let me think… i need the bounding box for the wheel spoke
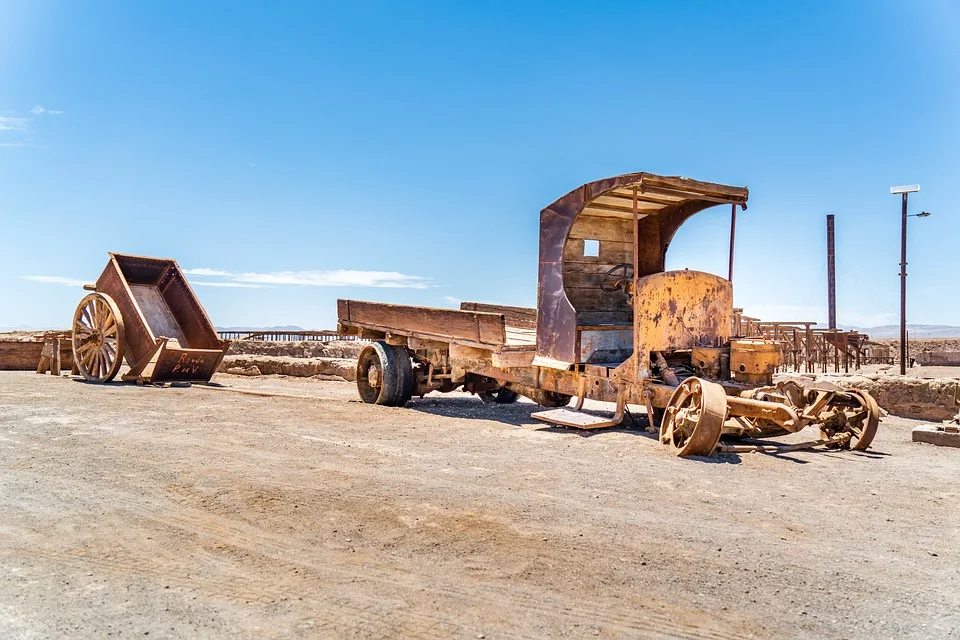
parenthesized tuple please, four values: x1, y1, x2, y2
(81, 305, 94, 329)
(76, 341, 97, 355)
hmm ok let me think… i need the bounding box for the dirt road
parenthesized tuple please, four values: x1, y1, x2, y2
(1, 372, 958, 638)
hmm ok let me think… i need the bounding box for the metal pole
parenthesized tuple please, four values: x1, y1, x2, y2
(826, 214, 836, 330)
(900, 193, 908, 375)
(728, 204, 737, 282)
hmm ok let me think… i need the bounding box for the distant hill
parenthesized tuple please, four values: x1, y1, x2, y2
(841, 324, 960, 339)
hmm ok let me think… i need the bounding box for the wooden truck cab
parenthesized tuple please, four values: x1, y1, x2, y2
(534, 172, 746, 375)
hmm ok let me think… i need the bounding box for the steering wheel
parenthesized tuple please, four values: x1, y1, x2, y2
(600, 263, 634, 293)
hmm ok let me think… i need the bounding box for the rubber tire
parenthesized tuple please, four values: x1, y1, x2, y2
(479, 387, 519, 404)
(390, 344, 414, 406)
(356, 341, 413, 406)
(531, 390, 573, 407)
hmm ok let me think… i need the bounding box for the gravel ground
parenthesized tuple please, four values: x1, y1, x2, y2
(1, 371, 958, 639)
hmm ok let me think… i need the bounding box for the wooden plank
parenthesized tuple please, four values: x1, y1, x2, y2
(504, 326, 536, 346)
(563, 241, 632, 264)
(564, 286, 631, 311)
(338, 299, 506, 346)
(129, 284, 187, 344)
(578, 310, 633, 324)
(460, 302, 537, 330)
(602, 191, 683, 206)
(567, 215, 633, 242)
(492, 348, 536, 369)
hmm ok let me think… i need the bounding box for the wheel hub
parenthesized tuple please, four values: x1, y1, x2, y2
(367, 365, 382, 388)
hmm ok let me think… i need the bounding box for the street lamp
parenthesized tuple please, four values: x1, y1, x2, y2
(889, 184, 930, 374)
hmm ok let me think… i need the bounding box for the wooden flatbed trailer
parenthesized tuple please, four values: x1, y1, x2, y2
(338, 172, 879, 457)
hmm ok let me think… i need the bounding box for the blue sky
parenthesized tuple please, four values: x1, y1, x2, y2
(1, 0, 957, 330)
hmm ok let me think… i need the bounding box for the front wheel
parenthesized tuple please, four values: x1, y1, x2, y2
(356, 341, 413, 406)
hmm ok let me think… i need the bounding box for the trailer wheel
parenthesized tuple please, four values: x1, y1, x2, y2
(71, 292, 126, 383)
(356, 341, 413, 406)
(659, 377, 726, 457)
(479, 387, 519, 404)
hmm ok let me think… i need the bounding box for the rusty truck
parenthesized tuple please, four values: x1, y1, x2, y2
(337, 172, 879, 457)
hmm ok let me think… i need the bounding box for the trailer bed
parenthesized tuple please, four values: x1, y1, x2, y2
(338, 299, 536, 352)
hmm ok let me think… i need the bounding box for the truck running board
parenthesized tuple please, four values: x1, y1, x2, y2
(531, 390, 626, 430)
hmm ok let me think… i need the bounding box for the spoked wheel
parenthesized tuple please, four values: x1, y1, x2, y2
(355, 341, 413, 406)
(480, 387, 519, 404)
(72, 292, 126, 383)
(659, 377, 727, 457)
(820, 389, 880, 450)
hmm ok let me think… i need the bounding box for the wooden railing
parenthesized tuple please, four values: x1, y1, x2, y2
(217, 330, 366, 342)
(731, 309, 885, 372)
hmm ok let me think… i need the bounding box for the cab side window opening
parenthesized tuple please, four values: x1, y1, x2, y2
(583, 239, 599, 257)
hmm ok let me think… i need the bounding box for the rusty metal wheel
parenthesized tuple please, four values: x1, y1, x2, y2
(72, 292, 125, 383)
(659, 377, 727, 457)
(356, 341, 412, 406)
(820, 389, 880, 450)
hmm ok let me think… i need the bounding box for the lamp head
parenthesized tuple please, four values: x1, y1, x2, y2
(891, 184, 920, 194)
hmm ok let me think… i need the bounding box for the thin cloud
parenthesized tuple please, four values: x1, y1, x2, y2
(22, 275, 88, 287)
(182, 268, 233, 277)
(0, 116, 30, 132)
(30, 105, 64, 116)
(190, 281, 272, 289)
(443, 296, 459, 303)
(186, 267, 431, 289)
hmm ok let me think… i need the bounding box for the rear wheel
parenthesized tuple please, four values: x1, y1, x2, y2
(356, 341, 413, 406)
(479, 387, 519, 404)
(529, 390, 572, 407)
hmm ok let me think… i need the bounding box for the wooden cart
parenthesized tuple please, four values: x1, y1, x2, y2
(71, 253, 229, 384)
(339, 172, 881, 457)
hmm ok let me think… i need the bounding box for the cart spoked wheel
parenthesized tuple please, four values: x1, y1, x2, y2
(479, 387, 519, 404)
(659, 377, 727, 457)
(356, 341, 413, 406)
(820, 389, 880, 451)
(72, 292, 126, 383)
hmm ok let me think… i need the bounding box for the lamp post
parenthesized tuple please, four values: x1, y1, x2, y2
(890, 184, 929, 374)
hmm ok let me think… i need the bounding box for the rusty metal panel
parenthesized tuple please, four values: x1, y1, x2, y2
(579, 329, 632, 364)
(633, 271, 733, 378)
